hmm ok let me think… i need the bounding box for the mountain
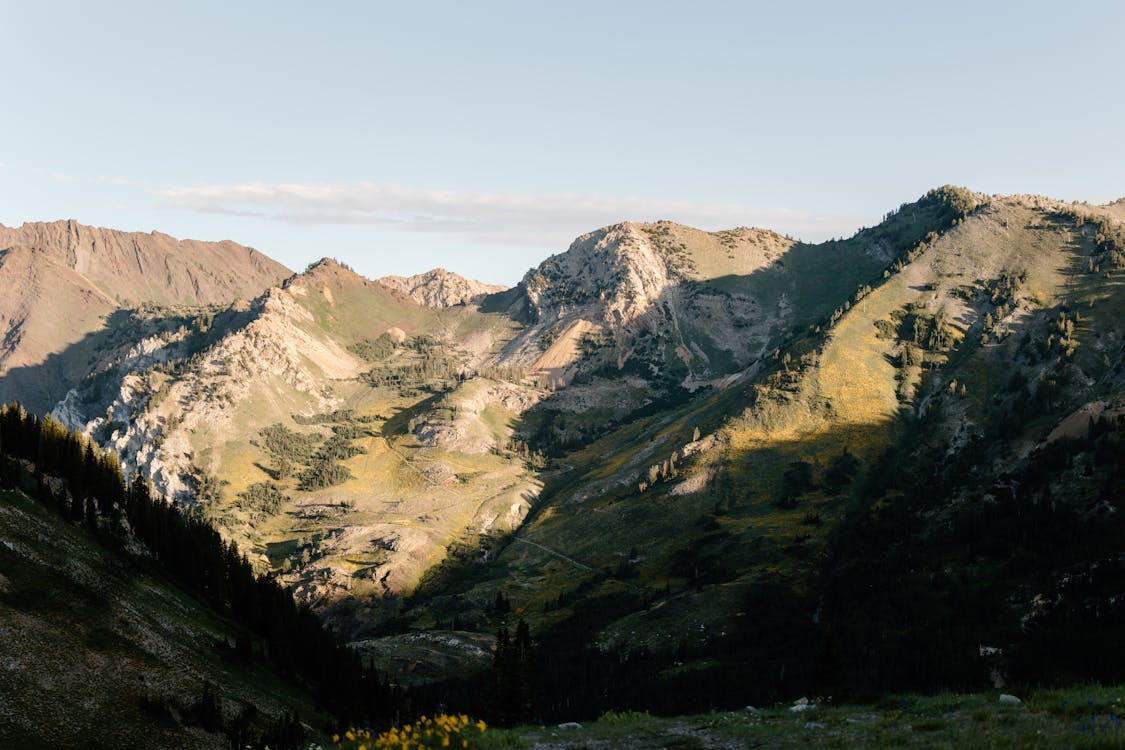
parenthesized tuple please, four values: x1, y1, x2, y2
(397, 188, 1125, 707)
(0, 220, 289, 307)
(0, 220, 290, 414)
(2, 187, 1123, 715)
(44, 256, 534, 641)
(378, 268, 507, 308)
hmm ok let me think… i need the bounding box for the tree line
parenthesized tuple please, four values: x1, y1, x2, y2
(0, 402, 400, 730)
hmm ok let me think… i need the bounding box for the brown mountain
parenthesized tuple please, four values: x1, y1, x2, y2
(0, 220, 291, 413)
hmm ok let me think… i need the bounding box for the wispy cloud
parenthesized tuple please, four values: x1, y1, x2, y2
(161, 181, 862, 246)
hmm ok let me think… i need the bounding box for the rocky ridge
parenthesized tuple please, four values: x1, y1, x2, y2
(0, 220, 290, 307)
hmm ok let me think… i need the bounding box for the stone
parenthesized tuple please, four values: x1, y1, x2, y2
(790, 697, 813, 712)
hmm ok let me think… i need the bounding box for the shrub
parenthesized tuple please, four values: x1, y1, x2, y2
(329, 714, 488, 749)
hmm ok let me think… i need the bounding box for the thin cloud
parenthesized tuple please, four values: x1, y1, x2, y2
(160, 181, 862, 246)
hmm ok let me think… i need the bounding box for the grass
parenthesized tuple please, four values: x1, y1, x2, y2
(464, 686, 1125, 749)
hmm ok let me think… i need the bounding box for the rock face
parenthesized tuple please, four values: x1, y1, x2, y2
(378, 268, 507, 308)
(0, 220, 290, 307)
(497, 221, 793, 388)
(0, 220, 291, 414)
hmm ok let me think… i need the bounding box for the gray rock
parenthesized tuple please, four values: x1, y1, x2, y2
(557, 722, 583, 730)
(999, 694, 1022, 707)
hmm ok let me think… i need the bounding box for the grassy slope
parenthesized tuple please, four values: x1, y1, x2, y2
(0, 489, 327, 750)
(400, 190, 1124, 674)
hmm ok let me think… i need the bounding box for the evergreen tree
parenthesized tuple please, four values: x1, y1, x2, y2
(492, 619, 535, 725)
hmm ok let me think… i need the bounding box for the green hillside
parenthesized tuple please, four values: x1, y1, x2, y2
(394, 188, 1124, 716)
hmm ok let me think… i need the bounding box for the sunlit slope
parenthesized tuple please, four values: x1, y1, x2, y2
(72, 260, 538, 640)
(503, 189, 973, 455)
(402, 188, 1124, 664)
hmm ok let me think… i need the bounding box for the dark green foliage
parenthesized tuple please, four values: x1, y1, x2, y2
(292, 408, 377, 426)
(492, 619, 535, 726)
(297, 460, 353, 491)
(491, 590, 511, 614)
(258, 417, 367, 491)
(926, 184, 980, 222)
(192, 469, 226, 509)
(493, 438, 549, 469)
(235, 481, 288, 517)
(901, 305, 956, 352)
(316, 434, 366, 462)
(259, 424, 319, 465)
(348, 333, 397, 362)
(358, 334, 476, 394)
(821, 410, 1125, 694)
(822, 448, 860, 494)
(362, 356, 463, 393)
(778, 460, 816, 506)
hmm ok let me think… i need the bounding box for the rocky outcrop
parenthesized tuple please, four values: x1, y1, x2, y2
(378, 268, 506, 308)
(498, 221, 789, 387)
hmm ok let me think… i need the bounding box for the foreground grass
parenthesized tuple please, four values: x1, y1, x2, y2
(322, 686, 1125, 750)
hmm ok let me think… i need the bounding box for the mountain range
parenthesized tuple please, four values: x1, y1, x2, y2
(1, 187, 1122, 740)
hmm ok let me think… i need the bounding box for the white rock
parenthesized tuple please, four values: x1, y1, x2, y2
(790, 697, 813, 713)
(557, 722, 583, 730)
(999, 694, 1022, 706)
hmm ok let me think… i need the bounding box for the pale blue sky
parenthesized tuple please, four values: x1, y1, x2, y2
(2, 1, 1123, 285)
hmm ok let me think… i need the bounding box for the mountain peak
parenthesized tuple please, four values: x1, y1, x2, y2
(378, 267, 507, 308)
(291, 257, 368, 283)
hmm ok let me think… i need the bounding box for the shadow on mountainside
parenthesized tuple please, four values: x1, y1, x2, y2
(0, 303, 259, 419)
(395, 204, 1125, 710)
(0, 309, 137, 416)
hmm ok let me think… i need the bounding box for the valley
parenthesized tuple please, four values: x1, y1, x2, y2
(1, 186, 1122, 738)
